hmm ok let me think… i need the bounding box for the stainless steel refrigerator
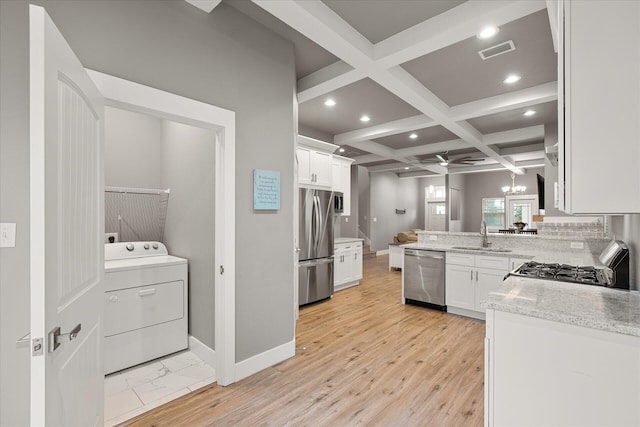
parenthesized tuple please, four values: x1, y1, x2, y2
(298, 188, 335, 305)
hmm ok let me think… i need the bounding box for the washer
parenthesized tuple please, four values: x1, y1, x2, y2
(104, 241, 188, 375)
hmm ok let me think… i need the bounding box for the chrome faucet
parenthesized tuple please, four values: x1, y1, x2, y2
(480, 220, 490, 248)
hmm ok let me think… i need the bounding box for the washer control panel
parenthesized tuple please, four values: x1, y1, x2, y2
(105, 241, 169, 261)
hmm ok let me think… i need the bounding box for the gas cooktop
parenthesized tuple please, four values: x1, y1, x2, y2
(510, 261, 610, 286)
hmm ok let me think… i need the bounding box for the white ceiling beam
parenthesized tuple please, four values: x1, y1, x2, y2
(297, 63, 366, 103)
(367, 162, 414, 173)
(368, 66, 524, 174)
(253, 0, 373, 68)
(374, 0, 547, 68)
(352, 154, 384, 165)
(483, 125, 545, 145)
(334, 114, 435, 145)
(346, 138, 447, 174)
(395, 139, 470, 157)
(254, 0, 523, 174)
(546, 0, 560, 53)
(497, 142, 545, 156)
(184, 0, 222, 13)
(449, 82, 558, 121)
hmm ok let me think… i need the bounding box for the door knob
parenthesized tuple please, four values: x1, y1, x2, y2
(48, 323, 81, 353)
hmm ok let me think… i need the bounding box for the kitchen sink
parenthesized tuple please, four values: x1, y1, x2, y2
(451, 246, 512, 253)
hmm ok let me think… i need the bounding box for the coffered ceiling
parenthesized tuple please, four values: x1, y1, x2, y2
(196, 0, 559, 177)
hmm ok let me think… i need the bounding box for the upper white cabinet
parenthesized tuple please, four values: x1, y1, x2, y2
(331, 155, 354, 216)
(297, 147, 332, 188)
(558, 0, 640, 214)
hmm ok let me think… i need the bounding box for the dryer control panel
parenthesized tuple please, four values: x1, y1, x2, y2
(105, 241, 168, 261)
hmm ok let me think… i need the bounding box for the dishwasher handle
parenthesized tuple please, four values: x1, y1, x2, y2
(405, 249, 444, 259)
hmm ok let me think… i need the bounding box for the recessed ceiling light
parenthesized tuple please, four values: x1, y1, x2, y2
(339, 147, 345, 153)
(324, 98, 336, 107)
(404, 167, 410, 170)
(409, 133, 418, 139)
(523, 110, 536, 116)
(478, 26, 499, 39)
(360, 115, 370, 123)
(503, 74, 521, 84)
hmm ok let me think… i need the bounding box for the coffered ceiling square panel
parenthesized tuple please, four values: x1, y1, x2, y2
(336, 145, 370, 158)
(401, 9, 556, 107)
(468, 100, 557, 135)
(372, 125, 458, 150)
(298, 78, 421, 136)
(323, 0, 467, 44)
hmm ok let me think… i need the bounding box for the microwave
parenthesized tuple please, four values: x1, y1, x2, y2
(333, 192, 344, 214)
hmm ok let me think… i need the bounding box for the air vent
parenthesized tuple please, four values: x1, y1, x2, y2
(478, 40, 515, 60)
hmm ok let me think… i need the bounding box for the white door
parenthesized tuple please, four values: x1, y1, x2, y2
(427, 202, 446, 231)
(506, 195, 539, 228)
(30, 5, 104, 426)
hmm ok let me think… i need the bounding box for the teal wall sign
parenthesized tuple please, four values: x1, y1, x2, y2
(253, 169, 280, 210)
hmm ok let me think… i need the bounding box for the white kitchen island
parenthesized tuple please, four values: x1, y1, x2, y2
(483, 277, 640, 426)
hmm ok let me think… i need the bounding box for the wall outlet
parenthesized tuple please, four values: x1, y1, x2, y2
(570, 241, 584, 250)
(105, 232, 119, 244)
(429, 235, 437, 241)
(345, 217, 348, 222)
(0, 223, 17, 248)
(373, 217, 377, 222)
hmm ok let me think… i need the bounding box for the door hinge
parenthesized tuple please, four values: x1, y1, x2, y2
(220, 265, 224, 275)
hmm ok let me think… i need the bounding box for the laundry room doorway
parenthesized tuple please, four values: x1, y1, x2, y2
(89, 70, 236, 389)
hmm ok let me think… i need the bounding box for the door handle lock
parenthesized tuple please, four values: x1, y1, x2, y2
(48, 323, 81, 353)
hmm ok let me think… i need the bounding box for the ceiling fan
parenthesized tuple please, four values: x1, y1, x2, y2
(422, 151, 484, 167)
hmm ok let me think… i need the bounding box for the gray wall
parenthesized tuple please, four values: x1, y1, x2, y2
(0, 1, 31, 423)
(417, 176, 446, 229)
(0, 1, 295, 424)
(369, 173, 419, 251)
(462, 168, 543, 232)
(357, 166, 370, 240)
(161, 120, 216, 349)
(104, 107, 163, 188)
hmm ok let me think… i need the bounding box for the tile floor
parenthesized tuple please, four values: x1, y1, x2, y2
(104, 350, 216, 426)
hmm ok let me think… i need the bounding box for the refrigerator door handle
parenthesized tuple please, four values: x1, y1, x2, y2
(299, 257, 334, 267)
(313, 194, 321, 254)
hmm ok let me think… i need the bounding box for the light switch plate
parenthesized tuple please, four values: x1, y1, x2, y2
(0, 223, 17, 247)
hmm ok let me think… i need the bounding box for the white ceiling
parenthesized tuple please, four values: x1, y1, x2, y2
(197, 0, 559, 177)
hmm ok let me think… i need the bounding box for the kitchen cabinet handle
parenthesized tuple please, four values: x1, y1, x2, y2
(138, 289, 156, 297)
(475, 271, 479, 281)
(470, 270, 473, 281)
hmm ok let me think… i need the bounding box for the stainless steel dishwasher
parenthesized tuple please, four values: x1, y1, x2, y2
(403, 248, 446, 311)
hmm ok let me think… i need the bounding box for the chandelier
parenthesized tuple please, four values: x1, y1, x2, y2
(502, 172, 526, 195)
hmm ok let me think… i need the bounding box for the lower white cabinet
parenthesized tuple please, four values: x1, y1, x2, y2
(485, 309, 640, 426)
(445, 253, 508, 320)
(334, 241, 363, 291)
(388, 244, 404, 270)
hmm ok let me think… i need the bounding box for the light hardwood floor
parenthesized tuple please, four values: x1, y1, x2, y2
(122, 254, 485, 426)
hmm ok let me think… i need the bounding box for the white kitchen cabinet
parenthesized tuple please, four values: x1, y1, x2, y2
(331, 155, 354, 215)
(445, 253, 508, 320)
(297, 146, 332, 188)
(334, 241, 363, 291)
(485, 309, 640, 426)
(557, 0, 640, 214)
(388, 244, 405, 270)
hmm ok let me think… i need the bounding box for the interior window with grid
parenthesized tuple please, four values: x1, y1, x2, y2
(482, 198, 505, 230)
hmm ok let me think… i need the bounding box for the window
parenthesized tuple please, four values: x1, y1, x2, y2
(426, 185, 446, 200)
(482, 198, 505, 229)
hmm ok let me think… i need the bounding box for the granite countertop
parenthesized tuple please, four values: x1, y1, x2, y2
(403, 242, 640, 336)
(483, 276, 640, 337)
(334, 237, 364, 244)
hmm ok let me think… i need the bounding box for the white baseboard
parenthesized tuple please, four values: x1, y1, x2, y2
(189, 335, 217, 373)
(235, 339, 295, 382)
(447, 307, 485, 321)
(376, 249, 389, 256)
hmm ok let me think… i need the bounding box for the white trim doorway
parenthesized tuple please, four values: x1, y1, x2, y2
(86, 70, 237, 385)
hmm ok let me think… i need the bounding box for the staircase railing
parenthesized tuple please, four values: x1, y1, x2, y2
(358, 227, 371, 248)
